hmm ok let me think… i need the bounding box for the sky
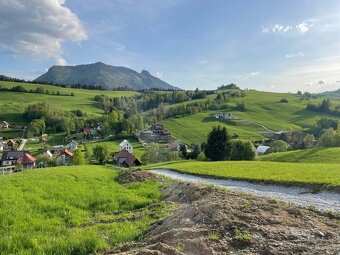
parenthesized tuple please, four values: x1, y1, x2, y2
(0, 0, 340, 92)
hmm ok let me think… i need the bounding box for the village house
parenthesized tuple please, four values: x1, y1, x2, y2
(212, 113, 234, 120)
(138, 124, 172, 143)
(0, 121, 9, 129)
(56, 149, 74, 165)
(83, 127, 98, 138)
(50, 145, 64, 155)
(115, 149, 141, 168)
(119, 139, 133, 153)
(66, 140, 78, 151)
(1, 151, 36, 169)
(7, 139, 16, 148)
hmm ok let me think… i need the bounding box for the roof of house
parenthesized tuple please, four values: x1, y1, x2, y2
(119, 139, 129, 147)
(116, 149, 139, 166)
(22, 153, 36, 164)
(1, 151, 29, 161)
(61, 149, 73, 157)
(256, 146, 270, 153)
(1, 121, 9, 124)
(67, 140, 78, 146)
(45, 151, 53, 157)
(7, 139, 16, 145)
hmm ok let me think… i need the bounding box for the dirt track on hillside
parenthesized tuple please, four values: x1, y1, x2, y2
(107, 172, 340, 255)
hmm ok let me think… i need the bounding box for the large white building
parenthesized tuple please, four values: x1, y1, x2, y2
(119, 139, 133, 153)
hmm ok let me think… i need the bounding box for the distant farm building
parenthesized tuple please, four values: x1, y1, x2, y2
(115, 149, 141, 168)
(66, 140, 79, 151)
(0, 121, 9, 129)
(138, 124, 172, 143)
(50, 145, 65, 155)
(212, 113, 235, 120)
(119, 139, 133, 153)
(256, 146, 270, 155)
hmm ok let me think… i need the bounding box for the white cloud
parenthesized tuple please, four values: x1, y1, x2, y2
(296, 22, 310, 33)
(336, 80, 340, 83)
(198, 59, 208, 64)
(154, 72, 164, 79)
(267, 85, 275, 88)
(262, 22, 312, 34)
(237, 71, 260, 79)
(0, 0, 87, 64)
(286, 52, 304, 58)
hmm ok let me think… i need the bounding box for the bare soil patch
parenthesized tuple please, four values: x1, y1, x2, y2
(108, 182, 340, 255)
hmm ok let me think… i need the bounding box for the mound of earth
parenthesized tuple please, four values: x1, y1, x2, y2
(117, 170, 163, 184)
(108, 182, 339, 255)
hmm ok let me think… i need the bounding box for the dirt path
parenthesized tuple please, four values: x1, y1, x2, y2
(18, 139, 27, 151)
(150, 169, 340, 212)
(110, 178, 340, 255)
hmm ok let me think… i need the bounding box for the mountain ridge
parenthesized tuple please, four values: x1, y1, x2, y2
(34, 62, 180, 90)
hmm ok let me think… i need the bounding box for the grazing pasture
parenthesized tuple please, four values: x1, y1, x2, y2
(0, 165, 167, 255)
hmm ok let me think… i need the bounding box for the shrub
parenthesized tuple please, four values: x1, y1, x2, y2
(268, 140, 289, 153)
(230, 140, 256, 160)
(280, 98, 288, 103)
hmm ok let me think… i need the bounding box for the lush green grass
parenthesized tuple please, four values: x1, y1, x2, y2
(148, 161, 340, 187)
(83, 137, 145, 160)
(0, 81, 137, 123)
(260, 147, 340, 164)
(0, 165, 167, 255)
(162, 111, 266, 144)
(162, 90, 337, 144)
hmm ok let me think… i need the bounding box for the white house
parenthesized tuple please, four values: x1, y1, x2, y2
(0, 121, 9, 129)
(119, 139, 133, 153)
(66, 140, 78, 151)
(256, 146, 270, 155)
(212, 113, 234, 120)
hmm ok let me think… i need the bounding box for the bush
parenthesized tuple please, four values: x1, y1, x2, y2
(268, 140, 289, 153)
(230, 140, 256, 160)
(280, 98, 288, 103)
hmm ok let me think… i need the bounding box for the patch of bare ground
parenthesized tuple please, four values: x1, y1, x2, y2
(117, 169, 164, 184)
(107, 182, 340, 255)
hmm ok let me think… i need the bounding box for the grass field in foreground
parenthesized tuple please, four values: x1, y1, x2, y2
(0, 165, 167, 255)
(0, 81, 137, 123)
(260, 147, 340, 164)
(148, 161, 340, 187)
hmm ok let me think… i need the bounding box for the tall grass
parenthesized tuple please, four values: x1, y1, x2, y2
(0, 165, 165, 254)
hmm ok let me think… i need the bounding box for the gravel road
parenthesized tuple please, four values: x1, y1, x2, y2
(150, 169, 340, 212)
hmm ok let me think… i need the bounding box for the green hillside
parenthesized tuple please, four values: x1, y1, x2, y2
(149, 161, 340, 187)
(0, 166, 167, 255)
(162, 90, 336, 144)
(260, 147, 340, 163)
(0, 81, 137, 123)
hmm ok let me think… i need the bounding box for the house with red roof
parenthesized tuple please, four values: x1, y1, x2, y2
(7, 139, 16, 147)
(56, 149, 74, 165)
(115, 149, 141, 168)
(1, 151, 36, 169)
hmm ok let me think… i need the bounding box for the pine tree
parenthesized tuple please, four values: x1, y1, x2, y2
(204, 125, 231, 161)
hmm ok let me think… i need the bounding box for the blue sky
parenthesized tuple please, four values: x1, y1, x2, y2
(1, 0, 340, 92)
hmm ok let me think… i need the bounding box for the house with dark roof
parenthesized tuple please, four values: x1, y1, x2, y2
(115, 149, 141, 168)
(1, 151, 36, 169)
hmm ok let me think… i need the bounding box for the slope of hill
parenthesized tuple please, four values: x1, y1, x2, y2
(0, 81, 137, 123)
(35, 62, 178, 91)
(260, 147, 340, 163)
(162, 90, 336, 144)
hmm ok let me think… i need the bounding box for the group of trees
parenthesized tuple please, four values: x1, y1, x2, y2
(23, 102, 86, 138)
(203, 125, 256, 161)
(0, 85, 74, 96)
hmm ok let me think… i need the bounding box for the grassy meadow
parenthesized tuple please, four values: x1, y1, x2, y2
(148, 161, 340, 187)
(162, 90, 335, 144)
(260, 147, 340, 164)
(83, 136, 145, 160)
(0, 165, 169, 255)
(0, 81, 137, 123)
